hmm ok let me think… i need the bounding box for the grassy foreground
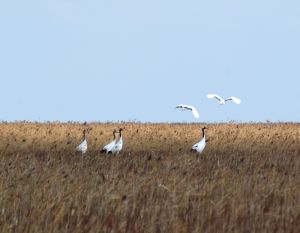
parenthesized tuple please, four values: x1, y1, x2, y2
(0, 123, 300, 233)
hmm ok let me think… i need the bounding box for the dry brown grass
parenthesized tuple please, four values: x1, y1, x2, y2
(0, 123, 300, 233)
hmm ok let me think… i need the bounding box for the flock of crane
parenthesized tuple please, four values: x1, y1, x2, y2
(76, 94, 241, 155)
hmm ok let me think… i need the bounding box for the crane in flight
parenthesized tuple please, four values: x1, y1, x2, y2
(176, 104, 200, 119)
(207, 94, 241, 105)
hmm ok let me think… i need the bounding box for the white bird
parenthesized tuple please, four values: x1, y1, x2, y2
(100, 129, 117, 154)
(111, 128, 123, 154)
(191, 127, 207, 153)
(207, 94, 241, 105)
(76, 129, 87, 154)
(176, 104, 200, 119)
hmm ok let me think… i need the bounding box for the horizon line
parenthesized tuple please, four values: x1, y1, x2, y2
(0, 120, 299, 125)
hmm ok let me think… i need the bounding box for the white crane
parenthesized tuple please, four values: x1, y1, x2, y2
(111, 128, 123, 154)
(176, 104, 200, 119)
(100, 129, 117, 154)
(191, 127, 207, 153)
(207, 94, 241, 105)
(76, 129, 87, 154)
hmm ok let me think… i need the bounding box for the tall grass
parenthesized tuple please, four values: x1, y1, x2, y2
(0, 123, 299, 233)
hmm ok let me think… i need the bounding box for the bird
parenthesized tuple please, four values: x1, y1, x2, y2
(176, 104, 200, 119)
(191, 127, 207, 153)
(76, 129, 87, 154)
(111, 128, 123, 154)
(100, 129, 117, 154)
(207, 94, 241, 105)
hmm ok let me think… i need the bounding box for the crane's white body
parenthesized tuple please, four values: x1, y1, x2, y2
(207, 94, 241, 105)
(111, 129, 123, 154)
(101, 130, 117, 154)
(191, 137, 206, 153)
(76, 138, 87, 154)
(176, 104, 200, 119)
(101, 139, 116, 154)
(191, 127, 207, 153)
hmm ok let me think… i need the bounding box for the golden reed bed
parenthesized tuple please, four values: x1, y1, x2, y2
(0, 123, 299, 233)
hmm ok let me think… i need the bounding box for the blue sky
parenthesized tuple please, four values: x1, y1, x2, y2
(0, 0, 299, 122)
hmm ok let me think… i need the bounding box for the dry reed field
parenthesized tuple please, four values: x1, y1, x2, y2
(0, 122, 300, 233)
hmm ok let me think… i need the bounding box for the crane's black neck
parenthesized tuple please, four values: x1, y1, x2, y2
(202, 128, 206, 138)
(119, 129, 123, 138)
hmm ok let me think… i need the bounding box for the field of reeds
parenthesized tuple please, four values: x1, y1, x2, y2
(0, 122, 299, 233)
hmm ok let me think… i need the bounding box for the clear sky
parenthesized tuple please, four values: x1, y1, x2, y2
(0, 0, 299, 123)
